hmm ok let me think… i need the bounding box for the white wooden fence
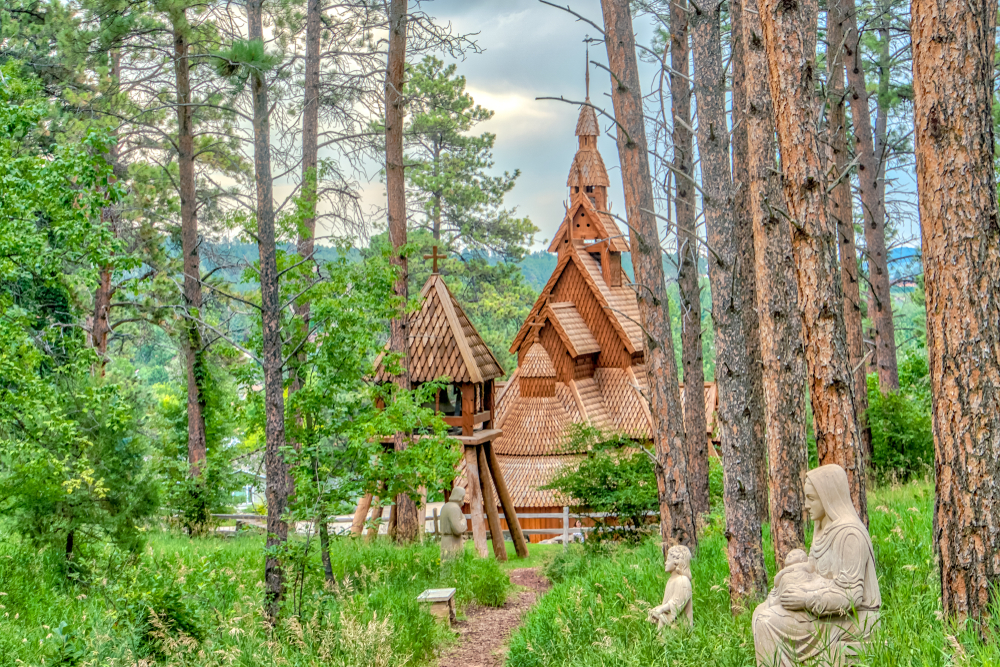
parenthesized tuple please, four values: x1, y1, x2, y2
(214, 507, 657, 551)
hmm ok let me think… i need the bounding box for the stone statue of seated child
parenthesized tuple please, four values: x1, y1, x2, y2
(647, 545, 693, 628)
(771, 548, 829, 601)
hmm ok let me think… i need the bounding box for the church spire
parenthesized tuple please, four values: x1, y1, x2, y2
(567, 47, 608, 209)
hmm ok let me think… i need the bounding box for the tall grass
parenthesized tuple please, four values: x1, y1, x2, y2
(507, 481, 1000, 666)
(0, 531, 511, 666)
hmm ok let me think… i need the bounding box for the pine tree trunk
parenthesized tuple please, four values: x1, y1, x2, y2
(730, 0, 769, 525)
(93, 51, 120, 375)
(690, 0, 767, 607)
(92, 264, 112, 366)
(912, 0, 1000, 624)
(827, 0, 872, 461)
(293, 0, 320, 384)
(600, 0, 697, 551)
(670, 0, 709, 519)
(318, 519, 334, 584)
(840, 0, 898, 392)
(759, 0, 868, 522)
(385, 0, 418, 543)
(172, 12, 208, 475)
(292, 0, 322, 569)
(248, 0, 290, 624)
(740, 0, 808, 569)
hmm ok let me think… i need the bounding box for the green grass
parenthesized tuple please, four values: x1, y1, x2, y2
(488, 539, 561, 572)
(0, 531, 518, 666)
(507, 481, 1000, 667)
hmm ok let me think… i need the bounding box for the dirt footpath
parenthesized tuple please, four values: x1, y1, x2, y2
(436, 568, 550, 667)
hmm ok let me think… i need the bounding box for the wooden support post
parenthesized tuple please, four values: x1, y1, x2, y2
(351, 493, 373, 536)
(463, 445, 489, 557)
(478, 444, 507, 561)
(432, 507, 439, 535)
(484, 379, 494, 429)
(366, 499, 383, 541)
(461, 384, 475, 436)
(562, 506, 569, 552)
(484, 440, 529, 558)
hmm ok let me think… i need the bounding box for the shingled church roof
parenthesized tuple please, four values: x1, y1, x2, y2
(373, 273, 504, 384)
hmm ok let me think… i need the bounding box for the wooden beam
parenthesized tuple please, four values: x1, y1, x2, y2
(478, 444, 507, 561)
(434, 279, 484, 383)
(443, 410, 490, 428)
(463, 445, 489, 557)
(484, 440, 529, 558)
(461, 384, 475, 436)
(350, 493, 373, 536)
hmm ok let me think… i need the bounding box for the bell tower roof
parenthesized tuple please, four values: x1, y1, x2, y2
(575, 101, 600, 138)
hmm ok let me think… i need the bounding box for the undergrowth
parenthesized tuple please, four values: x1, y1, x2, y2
(508, 481, 1000, 667)
(0, 533, 511, 666)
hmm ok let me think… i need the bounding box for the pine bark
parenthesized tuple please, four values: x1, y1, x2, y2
(911, 0, 1000, 624)
(827, 0, 872, 460)
(691, 0, 767, 607)
(600, 0, 697, 551)
(740, 0, 808, 569)
(839, 0, 898, 392)
(670, 0, 709, 519)
(730, 0, 769, 525)
(758, 0, 868, 522)
(385, 0, 418, 543)
(172, 11, 208, 474)
(293, 0, 320, 385)
(248, 0, 290, 623)
(92, 51, 120, 374)
(292, 0, 323, 569)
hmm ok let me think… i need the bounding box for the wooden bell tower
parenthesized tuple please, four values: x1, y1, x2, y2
(366, 247, 529, 560)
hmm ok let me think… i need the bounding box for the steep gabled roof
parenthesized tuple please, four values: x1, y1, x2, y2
(510, 245, 644, 356)
(575, 100, 600, 137)
(373, 273, 503, 384)
(545, 302, 600, 357)
(547, 195, 630, 253)
(567, 146, 610, 188)
(520, 342, 556, 378)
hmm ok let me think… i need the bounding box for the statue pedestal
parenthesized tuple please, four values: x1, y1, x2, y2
(418, 588, 457, 626)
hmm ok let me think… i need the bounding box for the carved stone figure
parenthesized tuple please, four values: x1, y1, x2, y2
(647, 544, 693, 628)
(753, 465, 881, 666)
(439, 487, 467, 560)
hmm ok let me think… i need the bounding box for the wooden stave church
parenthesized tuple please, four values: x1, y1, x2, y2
(364, 96, 719, 547)
(454, 99, 719, 541)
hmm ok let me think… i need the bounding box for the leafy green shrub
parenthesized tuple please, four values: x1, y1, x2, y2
(868, 352, 934, 481)
(0, 367, 160, 563)
(543, 424, 657, 543)
(151, 375, 246, 536)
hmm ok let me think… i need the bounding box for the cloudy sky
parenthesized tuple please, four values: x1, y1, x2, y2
(361, 0, 663, 249)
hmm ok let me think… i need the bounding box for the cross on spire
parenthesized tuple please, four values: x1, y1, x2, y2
(424, 245, 447, 273)
(584, 36, 591, 99)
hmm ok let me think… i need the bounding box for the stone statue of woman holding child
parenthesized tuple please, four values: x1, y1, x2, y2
(753, 465, 881, 666)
